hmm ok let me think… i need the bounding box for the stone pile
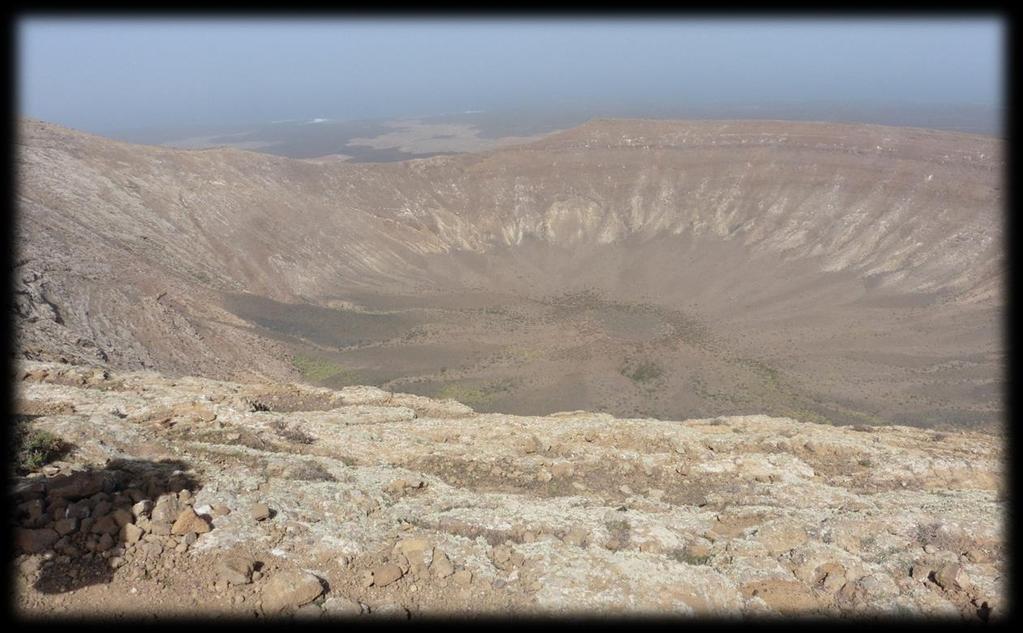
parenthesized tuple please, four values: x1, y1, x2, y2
(13, 463, 217, 580)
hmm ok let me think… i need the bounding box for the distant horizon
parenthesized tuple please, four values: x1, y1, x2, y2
(24, 100, 1002, 153)
(98, 99, 1003, 135)
(19, 19, 1003, 135)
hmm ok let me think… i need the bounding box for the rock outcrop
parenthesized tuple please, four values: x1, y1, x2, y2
(12, 361, 1005, 620)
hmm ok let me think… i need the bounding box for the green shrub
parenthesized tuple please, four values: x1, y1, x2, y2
(14, 423, 70, 474)
(292, 353, 357, 384)
(669, 548, 711, 566)
(621, 359, 663, 384)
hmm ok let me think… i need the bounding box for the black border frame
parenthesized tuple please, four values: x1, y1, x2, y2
(2, 3, 1016, 628)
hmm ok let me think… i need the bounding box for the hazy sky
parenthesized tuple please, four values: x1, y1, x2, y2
(19, 18, 1004, 132)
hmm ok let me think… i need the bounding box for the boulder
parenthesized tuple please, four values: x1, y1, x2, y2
(322, 596, 362, 616)
(371, 563, 404, 587)
(53, 517, 78, 536)
(218, 556, 255, 585)
(151, 494, 182, 525)
(171, 507, 211, 535)
(934, 564, 971, 592)
(261, 570, 324, 613)
(47, 471, 105, 500)
(131, 499, 153, 519)
(91, 515, 119, 536)
(111, 508, 134, 528)
(15, 527, 59, 554)
(251, 503, 272, 521)
(121, 523, 143, 544)
(431, 550, 455, 578)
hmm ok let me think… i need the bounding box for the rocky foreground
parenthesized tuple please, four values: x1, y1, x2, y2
(11, 361, 1004, 620)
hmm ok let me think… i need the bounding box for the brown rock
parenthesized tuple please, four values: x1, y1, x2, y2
(121, 523, 143, 544)
(431, 550, 455, 578)
(684, 538, 713, 560)
(111, 508, 134, 528)
(397, 538, 432, 558)
(66, 500, 91, 520)
(131, 499, 153, 519)
(18, 499, 46, 525)
(151, 494, 182, 524)
(91, 515, 119, 536)
(742, 578, 819, 614)
(251, 503, 272, 521)
(293, 603, 324, 620)
(964, 548, 989, 563)
(15, 527, 59, 554)
(322, 596, 362, 616)
(218, 555, 255, 585)
(54, 517, 78, 536)
(371, 563, 404, 587)
(96, 533, 114, 552)
(261, 570, 324, 613)
(934, 564, 971, 591)
(171, 507, 211, 535)
(47, 471, 105, 500)
(910, 564, 933, 583)
(14, 481, 47, 501)
(492, 545, 512, 564)
(150, 522, 171, 536)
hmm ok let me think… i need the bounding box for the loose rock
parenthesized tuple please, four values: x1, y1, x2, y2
(251, 503, 272, 521)
(218, 556, 255, 585)
(170, 507, 211, 535)
(371, 563, 404, 587)
(261, 570, 324, 613)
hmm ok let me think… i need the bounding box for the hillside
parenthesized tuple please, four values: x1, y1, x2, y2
(12, 361, 1004, 619)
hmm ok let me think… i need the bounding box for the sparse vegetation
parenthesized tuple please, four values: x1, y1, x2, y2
(734, 357, 781, 387)
(270, 419, 315, 444)
(621, 358, 664, 385)
(13, 420, 71, 474)
(669, 548, 711, 566)
(249, 400, 272, 412)
(436, 378, 517, 407)
(604, 518, 631, 551)
(292, 353, 358, 385)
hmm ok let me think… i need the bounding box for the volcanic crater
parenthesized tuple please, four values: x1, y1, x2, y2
(15, 117, 1004, 431)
